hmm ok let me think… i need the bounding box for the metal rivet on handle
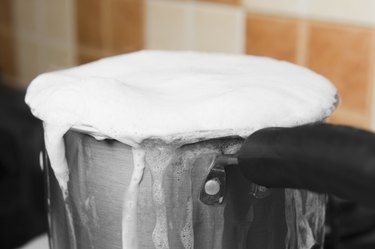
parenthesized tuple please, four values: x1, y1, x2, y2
(204, 178, 221, 196)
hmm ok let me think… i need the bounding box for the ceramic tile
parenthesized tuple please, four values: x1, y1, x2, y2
(0, 0, 12, 29)
(78, 48, 104, 65)
(0, 33, 17, 80)
(307, 0, 375, 27)
(43, 0, 73, 41)
(192, 2, 245, 53)
(76, 0, 104, 49)
(328, 109, 370, 130)
(245, 14, 298, 62)
(15, 39, 40, 87)
(109, 0, 144, 53)
(0, 0, 13, 38)
(39, 46, 76, 73)
(145, 0, 192, 50)
(197, 0, 241, 6)
(13, 0, 38, 34)
(0, 0, 18, 86)
(243, 0, 308, 17)
(307, 22, 373, 114)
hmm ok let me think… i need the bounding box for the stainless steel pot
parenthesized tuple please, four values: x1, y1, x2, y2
(44, 129, 326, 249)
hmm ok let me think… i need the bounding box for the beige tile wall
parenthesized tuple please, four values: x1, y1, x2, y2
(145, 0, 245, 53)
(307, 22, 374, 127)
(193, 2, 245, 53)
(0, 0, 17, 86)
(243, 0, 309, 17)
(241, 0, 375, 129)
(11, 0, 76, 88)
(307, 0, 375, 26)
(243, 0, 375, 25)
(76, 0, 144, 64)
(245, 14, 299, 62)
(145, 0, 192, 50)
(3, 0, 375, 130)
(198, 0, 241, 5)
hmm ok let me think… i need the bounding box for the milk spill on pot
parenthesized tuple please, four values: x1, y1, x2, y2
(122, 148, 146, 249)
(129, 139, 243, 249)
(126, 142, 196, 249)
(143, 142, 177, 249)
(44, 124, 78, 248)
(43, 124, 71, 198)
(180, 197, 193, 249)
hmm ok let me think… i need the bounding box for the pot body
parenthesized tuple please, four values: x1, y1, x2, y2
(45, 130, 326, 249)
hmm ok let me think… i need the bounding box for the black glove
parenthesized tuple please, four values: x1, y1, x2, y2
(238, 123, 375, 208)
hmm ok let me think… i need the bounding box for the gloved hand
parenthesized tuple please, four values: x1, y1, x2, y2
(237, 123, 375, 208)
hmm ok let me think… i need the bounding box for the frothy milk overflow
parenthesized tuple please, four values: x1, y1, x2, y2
(25, 50, 338, 248)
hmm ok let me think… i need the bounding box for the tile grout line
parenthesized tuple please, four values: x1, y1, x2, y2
(140, 0, 146, 49)
(370, 6, 375, 129)
(78, 45, 107, 58)
(296, 19, 309, 66)
(10, 0, 22, 86)
(143, 0, 151, 50)
(186, 1, 195, 50)
(66, 0, 78, 66)
(35, 0, 46, 76)
(0, 0, 17, 84)
(368, 31, 375, 129)
(235, 6, 246, 54)
(101, 0, 112, 55)
(13, 31, 76, 51)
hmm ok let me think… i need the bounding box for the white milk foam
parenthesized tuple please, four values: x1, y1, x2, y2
(25, 50, 338, 249)
(26, 50, 337, 189)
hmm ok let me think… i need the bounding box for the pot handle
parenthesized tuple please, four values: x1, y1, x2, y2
(238, 123, 375, 208)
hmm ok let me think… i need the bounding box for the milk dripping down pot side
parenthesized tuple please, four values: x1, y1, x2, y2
(43, 129, 327, 249)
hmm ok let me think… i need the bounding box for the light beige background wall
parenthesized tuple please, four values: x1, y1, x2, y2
(1, 0, 375, 130)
